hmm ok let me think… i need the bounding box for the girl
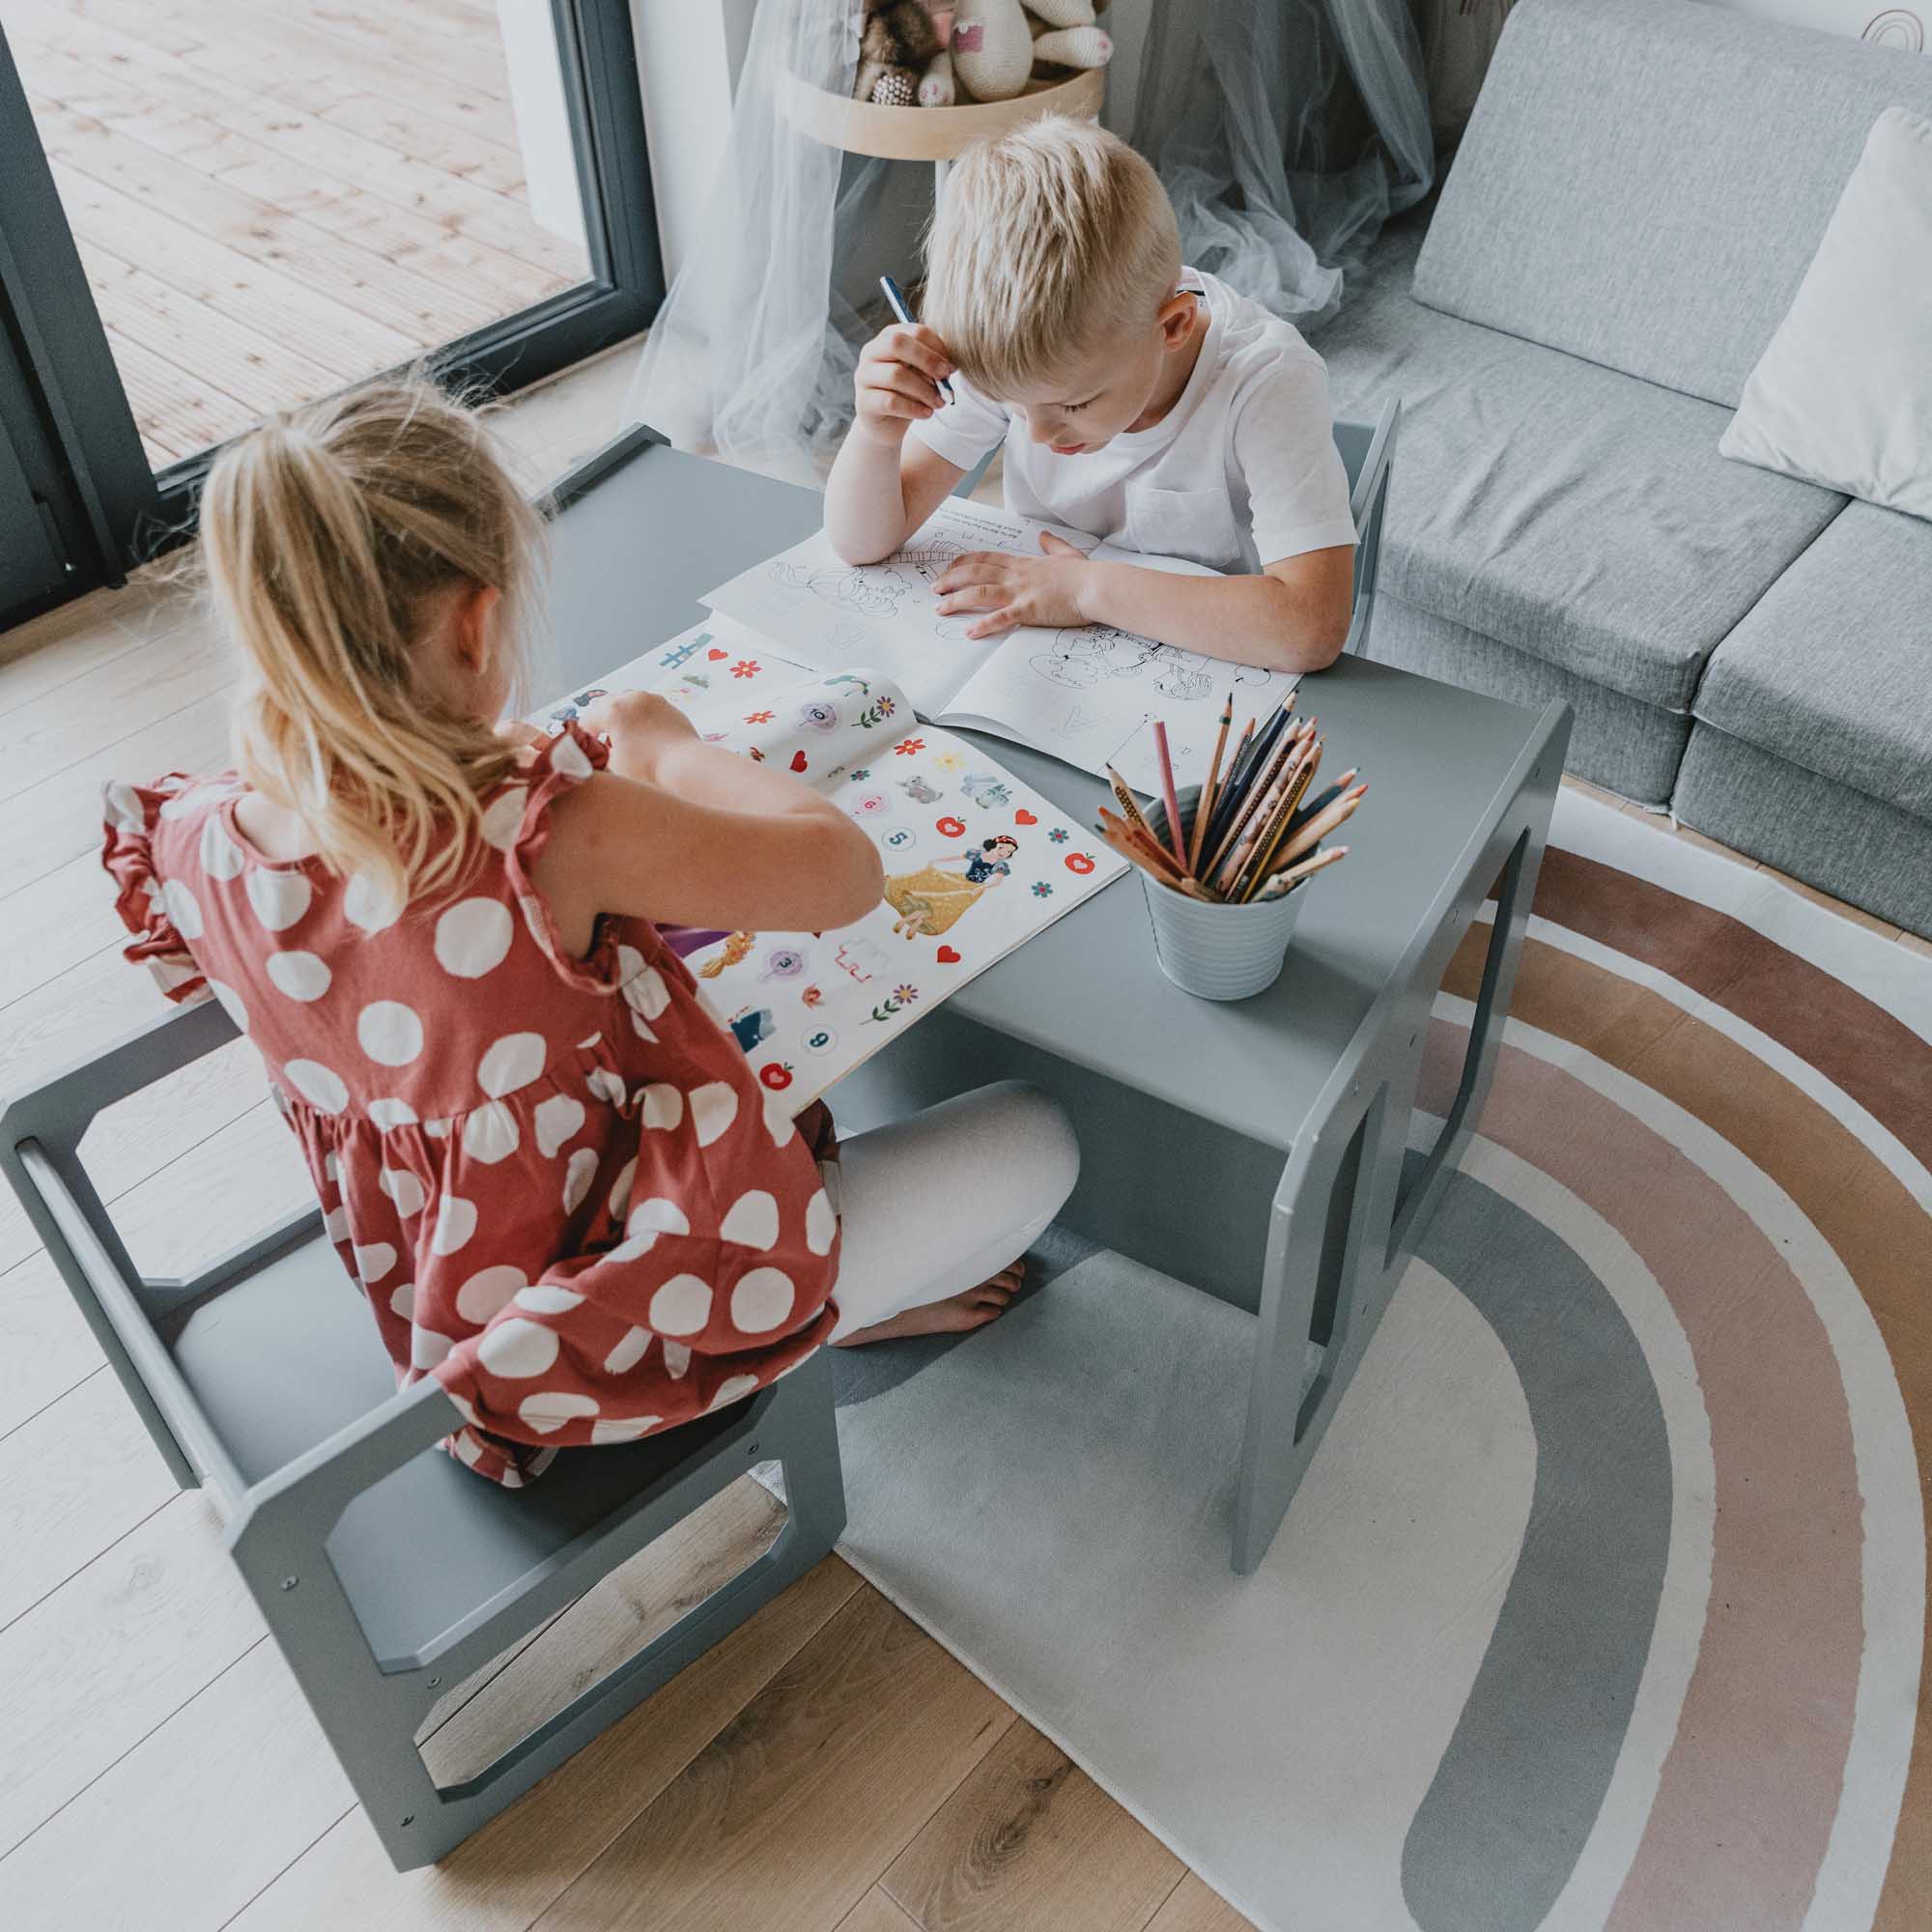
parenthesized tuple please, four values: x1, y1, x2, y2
(102, 380, 1077, 1488)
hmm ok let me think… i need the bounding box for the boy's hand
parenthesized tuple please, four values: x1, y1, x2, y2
(935, 531, 1094, 639)
(854, 324, 955, 447)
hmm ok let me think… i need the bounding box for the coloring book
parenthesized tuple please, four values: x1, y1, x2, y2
(699, 500, 1297, 796)
(546, 628, 1127, 1113)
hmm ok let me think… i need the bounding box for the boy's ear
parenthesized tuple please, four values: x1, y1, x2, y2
(1156, 290, 1201, 350)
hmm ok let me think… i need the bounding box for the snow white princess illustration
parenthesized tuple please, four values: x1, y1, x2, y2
(883, 835, 1020, 940)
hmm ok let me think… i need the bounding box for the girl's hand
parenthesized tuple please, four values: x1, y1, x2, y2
(935, 530, 1094, 638)
(497, 719, 546, 750)
(581, 691, 697, 781)
(854, 324, 955, 448)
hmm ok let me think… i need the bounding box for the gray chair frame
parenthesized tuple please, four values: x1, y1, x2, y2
(1336, 395, 1400, 657)
(0, 998, 847, 1871)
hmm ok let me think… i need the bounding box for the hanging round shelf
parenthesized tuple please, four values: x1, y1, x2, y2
(779, 65, 1104, 162)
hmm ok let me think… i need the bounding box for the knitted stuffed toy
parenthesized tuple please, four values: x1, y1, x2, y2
(854, 0, 946, 103)
(858, 0, 1110, 108)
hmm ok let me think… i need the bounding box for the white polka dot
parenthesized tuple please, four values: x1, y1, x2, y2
(411, 1326, 453, 1371)
(720, 1190, 780, 1249)
(764, 1093, 797, 1147)
(603, 1326, 653, 1374)
(452, 1430, 484, 1465)
(663, 1340, 692, 1379)
(369, 1096, 418, 1130)
(518, 1390, 599, 1435)
(161, 876, 204, 940)
(423, 1118, 449, 1138)
(284, 1058, 349, 1114)
(462, 1100, 520, 1163)
(343, 871, 401, 933)
(586, 1067, 628, 1107)
(690, 1082, 739, 1149)
(446, 1391, 479, 1427)
(591, 1414, 661, 1443)
(477, 1317, 559, 1379)
(431, 1196, 477, 1255)
(805, 1188, 838, 1257)
(354, 1242, 397, 1285)
(534, 1094, 584, 1157)
(356, 1000, 424, 1066)
(640, 1083, 683, 1131)
(478, 1032, 547, 1098)
(104, 780, 144, 832)
(266, 950, 331, 1002)
(388, 1280, 415, 1320)
(514, 1283, 584, 1316)
(198, 814, 243, 881)
(246, 867, 311, 932)
(379, 1168, 426, 1218)
(629, 1197, 690, 1245)
(457, 1264, 526, 1323)
(648, 1273, 712, 1336)
(621, 962, 668, 1023)
(551, 731, 593, 780)
(708, 1374, 762, 1412)
(207, 979, 248, 1036)
(158, 781, 229, 820)
(562, 1147, 599, 1212)
(323, 1205, 349, 1242)
(435, 897, 514, 978)
(325, 1152, 340, 1183)
(607, 1156, 636, 1219)
(730, 1267, 794, 1333)
(480, 785, 527, 851)
(627, 1009, 658, 1042)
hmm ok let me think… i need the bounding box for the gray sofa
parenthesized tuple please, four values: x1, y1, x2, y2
(1310, 0, 1932, 935)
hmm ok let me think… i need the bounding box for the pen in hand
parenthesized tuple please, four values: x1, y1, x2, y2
(879, 274, 954, 405)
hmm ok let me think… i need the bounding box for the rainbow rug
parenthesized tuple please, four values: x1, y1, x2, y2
(826, 791, 1931, 1932)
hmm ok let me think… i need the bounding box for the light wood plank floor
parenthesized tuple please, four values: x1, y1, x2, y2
(0, 347, 1262, 1932)
(3, 0, 587, 469)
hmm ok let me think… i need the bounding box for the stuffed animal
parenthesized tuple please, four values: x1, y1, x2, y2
(949, 0, 1035, 101)
(1031, 19, 1112, 71)
(860, 0, 1111, 109)
(854, 0, 946, 103)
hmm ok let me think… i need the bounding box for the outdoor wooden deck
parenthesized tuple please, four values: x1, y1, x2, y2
(4, 0, 588, 467)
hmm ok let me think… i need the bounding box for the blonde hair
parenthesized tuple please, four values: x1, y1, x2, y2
(197, 377, 547, 918)
(923, 116, 1182, 396)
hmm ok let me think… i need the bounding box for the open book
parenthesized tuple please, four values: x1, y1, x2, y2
(700, 499, 1296, 796)
(549, 633, 1126, 1112)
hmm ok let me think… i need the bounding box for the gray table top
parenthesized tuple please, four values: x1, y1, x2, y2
(549, 435, 1558, 1154)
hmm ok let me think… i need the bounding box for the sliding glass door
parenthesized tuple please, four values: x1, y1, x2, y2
(0, 0, 661, 626)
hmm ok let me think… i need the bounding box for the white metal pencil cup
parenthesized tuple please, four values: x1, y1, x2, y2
(1140, 786, 1307, 1001)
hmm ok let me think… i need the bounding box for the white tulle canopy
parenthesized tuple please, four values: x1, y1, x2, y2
(624, 0, 1434, 483)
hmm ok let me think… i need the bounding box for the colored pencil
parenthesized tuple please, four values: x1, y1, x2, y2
(1188, 691, 1235, 873)
(1252, 844, 1350, 901)
(1102, 765, 1156, 842)
(1236, 739, 1326, 901)
(1203, 700, 1294, 858)
(1150, 721, 1189, 874)
(1097, 807, 1184, 883)
(1287, 769, 1358, 839)
(879, 274, 952, 402)
(1203, 717, 1311, 886)
(1276, 783, 1367, 869)
(1210, 742, 1305, 898)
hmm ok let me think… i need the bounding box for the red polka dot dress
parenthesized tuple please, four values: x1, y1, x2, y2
(101, 724, 841, 1486)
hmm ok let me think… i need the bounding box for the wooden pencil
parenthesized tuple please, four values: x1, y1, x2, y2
(1235, 740, 1325, 901)
(1203, 718, 1312, 886)
(1102, 765, 1156, 842)
(1276, 783, 1366, 869)
(1097, 807, 1185, 883)
(1187, 691, 1235, 874)
(1252, 843, 1350, 900)
(1151, 721, 1189, 873)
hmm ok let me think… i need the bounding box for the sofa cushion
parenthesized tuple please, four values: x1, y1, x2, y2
(1691, 500, 1932, 824)
(1316, 217, 1846, 714)
(1412, 0, 1932, 409)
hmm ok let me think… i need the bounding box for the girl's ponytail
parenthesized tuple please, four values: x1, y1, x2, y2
(198, 378, 547, 916)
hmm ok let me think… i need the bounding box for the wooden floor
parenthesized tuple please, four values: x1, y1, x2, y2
(4, 0, 586, 468)
(0, 351, 1264, 1932)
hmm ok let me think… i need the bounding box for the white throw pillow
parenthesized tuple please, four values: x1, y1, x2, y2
(1719, 105, 1932, 523)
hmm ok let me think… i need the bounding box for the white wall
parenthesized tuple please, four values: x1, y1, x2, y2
(1700, 1, 1924, 50)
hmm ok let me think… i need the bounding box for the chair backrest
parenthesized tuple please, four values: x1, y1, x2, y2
(1412, 0, 1932, 409)
(1334, 397, 1400, 657)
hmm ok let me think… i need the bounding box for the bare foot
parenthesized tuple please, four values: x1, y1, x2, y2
(834, 1260, 1026, 1347)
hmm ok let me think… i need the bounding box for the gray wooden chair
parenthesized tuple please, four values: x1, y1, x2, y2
(0, 997, 847, 1871)
(1335, 396, 1401, 657)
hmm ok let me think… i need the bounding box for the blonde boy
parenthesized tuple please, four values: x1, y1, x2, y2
(824, 117, 1357, 671)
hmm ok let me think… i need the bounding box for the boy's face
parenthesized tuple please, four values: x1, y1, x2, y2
(995, 291, 1202, 457)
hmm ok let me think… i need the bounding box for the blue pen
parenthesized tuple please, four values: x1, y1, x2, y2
(879, 274, 954, 405)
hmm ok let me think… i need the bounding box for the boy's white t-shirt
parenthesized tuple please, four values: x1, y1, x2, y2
(908, 267, 1358, 573)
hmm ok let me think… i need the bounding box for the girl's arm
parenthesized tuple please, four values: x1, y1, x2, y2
(532, 695, 883, 952)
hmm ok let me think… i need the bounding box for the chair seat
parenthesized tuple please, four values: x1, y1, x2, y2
(1315, 214, 1846, 715)
(171, 1235, 756, 1668)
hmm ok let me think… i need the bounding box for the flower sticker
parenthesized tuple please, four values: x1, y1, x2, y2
(934, 751, 964, 773)
(745, 709, 775, 724)
(856, 695, 896, 729)
(848, 767, 871, 782)
(1047, 827, 1069, 843)
(894, 736, 925, 757)
(864, 984, 921, 1024)
(1032, 881, 1054, 897)
(731, 659, 761, 679)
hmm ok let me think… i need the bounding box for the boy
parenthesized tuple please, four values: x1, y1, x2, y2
(824, 116, 1358, 673)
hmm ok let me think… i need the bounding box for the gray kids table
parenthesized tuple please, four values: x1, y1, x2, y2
(550, 432, 1571, 1574)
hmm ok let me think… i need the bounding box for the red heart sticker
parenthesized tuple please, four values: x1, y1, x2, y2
(1014, 809, 1038, 826)
(936, 814, 966, 838)
(1065, 852, 1096, 875)
(790, 750, 809, 772)
(707, 647, 728, 661)
(937, 945, 961, 963)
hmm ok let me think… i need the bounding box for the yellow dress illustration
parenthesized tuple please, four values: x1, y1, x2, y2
(882, 838, 1019, 940)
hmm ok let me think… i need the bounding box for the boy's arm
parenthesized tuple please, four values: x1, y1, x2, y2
(934, 536, 1355, 672)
